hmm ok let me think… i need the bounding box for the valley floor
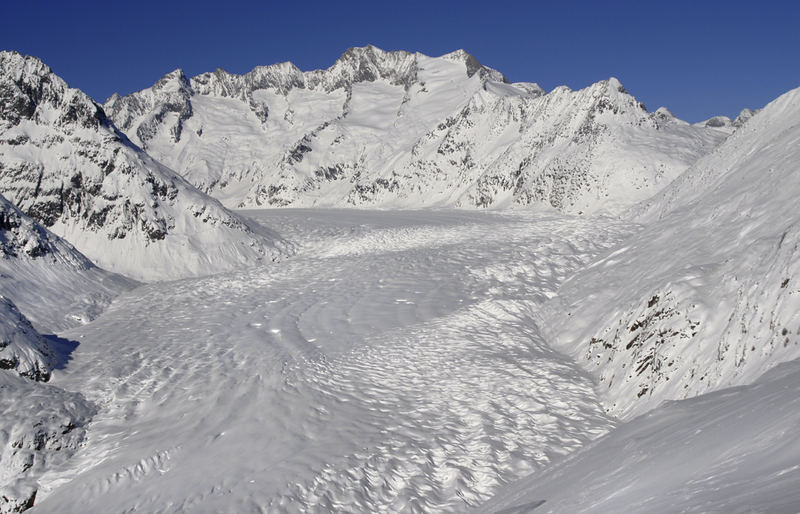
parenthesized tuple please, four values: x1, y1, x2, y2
(29, 209, 635, 512)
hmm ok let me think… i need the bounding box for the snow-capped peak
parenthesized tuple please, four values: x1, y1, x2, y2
(0, 51, 107, 133)
(733, 107, 758, 127)
(150, 68, 192, 96)
(605, 76, 625, 92)
(0, 52, 291, 281)
(440, 48, 509, 83)
(695, 114, 733, 128)
(544, 84, 800, 419)
(305, 45, 420, 91)
(654, 106, 675, 118)
(103, 48, 730, 214)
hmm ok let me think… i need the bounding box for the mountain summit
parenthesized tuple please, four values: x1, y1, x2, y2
(0, 51, 290, 281)
(105, 46, 730, 214)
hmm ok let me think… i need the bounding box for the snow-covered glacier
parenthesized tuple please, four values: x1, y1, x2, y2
(480, 85, 800, 513)
(29, 210, 634, 512)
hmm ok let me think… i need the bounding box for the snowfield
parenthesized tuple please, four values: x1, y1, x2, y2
(27, 209, 635, 512)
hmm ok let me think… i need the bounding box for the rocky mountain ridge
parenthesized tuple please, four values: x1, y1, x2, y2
(541, 85, 800, 419)
(105, 46, 731, 214)
(0, 51, 290, 282)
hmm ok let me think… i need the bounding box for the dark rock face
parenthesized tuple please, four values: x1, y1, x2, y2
(0, 194, 64, 260)
(0, 52, 105, 132)
(0, 138, 179, 245)
(0, 369, 96, 513)
(0, 297, 54, 382)
(106, 69, 193, 149)
(704, 115, 732, 128)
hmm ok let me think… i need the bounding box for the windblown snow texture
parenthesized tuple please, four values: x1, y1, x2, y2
(0, 51, 289, 282)
(479, 357, 800, 513)
(0, 371, 95, 514)
(28, 210, 633, 513)
(0, 297, 94, 514)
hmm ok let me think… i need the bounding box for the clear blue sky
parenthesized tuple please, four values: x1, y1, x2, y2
(3, 0, 798, 122)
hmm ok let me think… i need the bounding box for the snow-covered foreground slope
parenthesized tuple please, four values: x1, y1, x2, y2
(0, 297, 54, 382)
(0, 371, 95, 514)
(479, 357, 800, 514)
(28, 209, 634, 512)
(0, 51, 289, 282)
(540, 86, 800, 419)
(0, 285, 97, 513)
(0, 193, 133, 332)
(106, 46, 727, 213)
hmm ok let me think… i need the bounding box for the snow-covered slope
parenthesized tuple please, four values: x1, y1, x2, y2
(479, 357, 800, 513)
(106, 46, 728, 214)
(0, 297, 54, 382)
(0, 193, 105, 513)
(0, 51, 289, 282)
(0, 370, 95, 514)
(541, 85, 800, 419)
(0, 193, 133, 332)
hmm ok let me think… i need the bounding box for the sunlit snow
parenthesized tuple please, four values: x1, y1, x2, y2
(29, 209, 633, 512)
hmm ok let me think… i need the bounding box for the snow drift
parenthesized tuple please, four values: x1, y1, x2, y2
(480, 357, 800, 513)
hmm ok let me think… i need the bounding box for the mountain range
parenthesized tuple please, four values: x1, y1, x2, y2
(105, 45, 730, 214)
(1, 45, 798, 512)
(0, 51, 289, 282)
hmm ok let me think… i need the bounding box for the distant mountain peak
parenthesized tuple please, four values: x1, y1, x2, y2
(654, 106, 675, 118)
(0, 50, 51, 79)
(153, 68, 191, 90)
(605, 76, 625, 92)
(0, 50, 107, 131)
(0, 54, 290, 281)
(441, 48, 508, 83)
(102, 47, 729, 215)
(339, 44, 411, 61)
(733, 107, 758, 127)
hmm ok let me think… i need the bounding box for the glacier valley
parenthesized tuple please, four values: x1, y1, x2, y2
(26, 209, 632, 512)
(1, 46, 799, 512)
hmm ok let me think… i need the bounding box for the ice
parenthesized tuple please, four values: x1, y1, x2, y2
(27, 209, 632, 512)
